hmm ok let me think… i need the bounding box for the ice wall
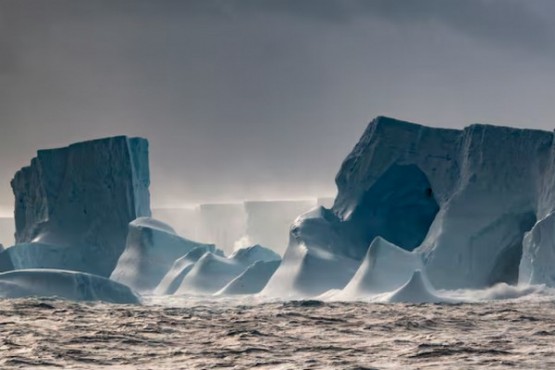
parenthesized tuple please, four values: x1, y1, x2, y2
(266, 116, 555, 297)
(8, 136, 151, 276)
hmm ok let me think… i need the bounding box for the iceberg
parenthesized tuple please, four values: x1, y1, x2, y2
(266, 116, 555, 297)
(110, 217, 215, 293)
(154, 245, 222, 295)
(8, 136, 151, 277)
(229, 244, 281, 265)
(216, 260, 280, 295)
(338, 237, 424, 299)
(385, 270, 446, 304)
(0, 269, 139, 303)
(174, 252, 247, 295)
(175, 245, 280, 295)
(263, 207, 361, 298)
(519, 212, 555, 286)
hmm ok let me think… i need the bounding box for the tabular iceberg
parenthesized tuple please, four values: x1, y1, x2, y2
(110, 217, 215, 293)
(5, 136, 151, 277)
(265, 116, 555, 298)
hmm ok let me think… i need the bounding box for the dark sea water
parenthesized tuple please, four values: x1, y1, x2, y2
(0, 297, 554, 369)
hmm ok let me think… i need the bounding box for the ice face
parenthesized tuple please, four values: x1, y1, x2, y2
(268, 116, 555, 297)
(110, 217, 215, 293)
(519, 212, 555, 286)
(10, 136, 151, 277)
(342, 163, 439, 253)
(0, 269, 139, 303)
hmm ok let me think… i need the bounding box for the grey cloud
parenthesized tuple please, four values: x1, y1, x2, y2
(0, 0, 554, 216)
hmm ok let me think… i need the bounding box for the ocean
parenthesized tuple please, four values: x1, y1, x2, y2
(1, 295, 554, 369)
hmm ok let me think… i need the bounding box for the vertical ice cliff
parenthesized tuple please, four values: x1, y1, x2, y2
(265, 116, 555, 297)
(4, 136, 151, 277)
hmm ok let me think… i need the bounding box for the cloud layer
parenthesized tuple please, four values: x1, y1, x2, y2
(0, 0, 554, 213)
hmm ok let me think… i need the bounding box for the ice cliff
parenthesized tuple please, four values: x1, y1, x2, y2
(265, 116, 555, 297)
(4, 136, 151, 277)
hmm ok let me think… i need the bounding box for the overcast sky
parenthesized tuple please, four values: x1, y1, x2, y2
(1, 0, 555, 216)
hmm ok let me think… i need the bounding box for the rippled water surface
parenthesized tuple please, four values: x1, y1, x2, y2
(0, 297, 554, 369)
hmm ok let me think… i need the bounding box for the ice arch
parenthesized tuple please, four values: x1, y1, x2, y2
(342, 164, 439, 255)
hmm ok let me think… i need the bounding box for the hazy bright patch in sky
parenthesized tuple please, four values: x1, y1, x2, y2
(1, 0, 554, 214)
